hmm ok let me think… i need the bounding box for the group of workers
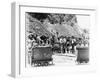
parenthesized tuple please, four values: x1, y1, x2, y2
(27, 33, 89, 54)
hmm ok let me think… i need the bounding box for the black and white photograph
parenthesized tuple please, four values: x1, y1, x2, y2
(10, 2, 97, 78)
(25, 12, 90, 67)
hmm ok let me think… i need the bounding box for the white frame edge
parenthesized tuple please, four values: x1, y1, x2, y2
(11, 2, 20, 78)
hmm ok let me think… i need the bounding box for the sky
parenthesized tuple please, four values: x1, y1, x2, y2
(76, 15, 90, 30)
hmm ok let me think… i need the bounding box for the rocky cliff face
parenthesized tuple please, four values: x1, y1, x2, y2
(26, 13, 83, 38)
(43, 22, 82, 37)
(26, 13, 52, 37)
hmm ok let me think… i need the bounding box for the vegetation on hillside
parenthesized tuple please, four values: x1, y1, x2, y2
(27, 12, 77, 26)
